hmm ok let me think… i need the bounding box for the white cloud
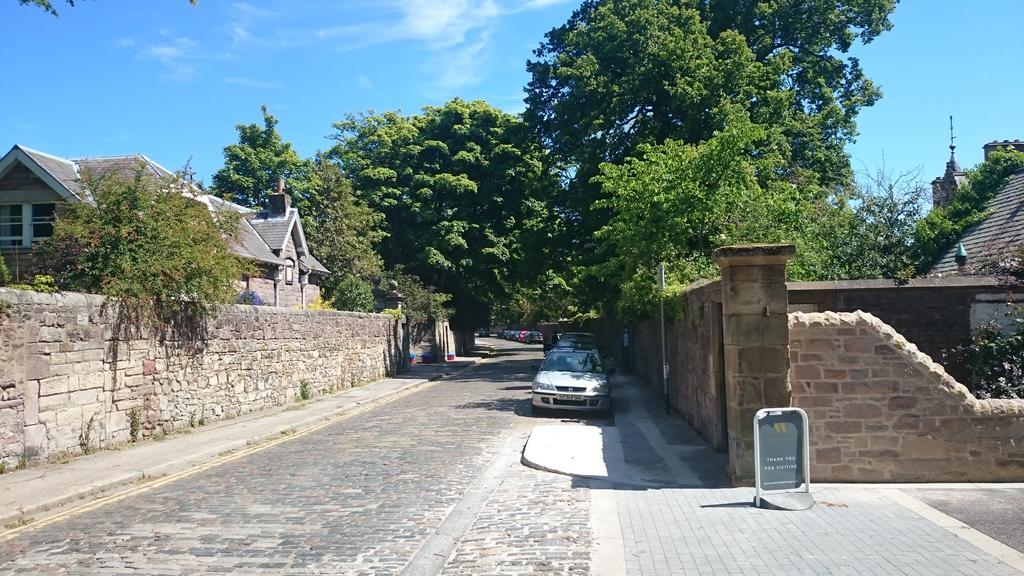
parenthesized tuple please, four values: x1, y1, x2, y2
(144, 35, 200, 81)
(434, 30, 491, 92)
(316, 0, 503, 49)
(397, 0, 500, 47)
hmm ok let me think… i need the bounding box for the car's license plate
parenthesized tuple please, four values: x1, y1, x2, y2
(557, 394, 584, 401)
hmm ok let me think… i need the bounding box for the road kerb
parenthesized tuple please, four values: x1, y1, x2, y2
(885, 488, 1024, 574)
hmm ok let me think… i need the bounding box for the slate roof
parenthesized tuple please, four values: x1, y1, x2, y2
(189, 195, 285, 267)
(248, 210, 296, 251)
(16, 145, 88, 200)
(247, 209, 329, 274)
(1, 144, 329, 275)
(76, 155, 173, 180)
(299, 252, 329, 274)
(930, 169, 1024, 274)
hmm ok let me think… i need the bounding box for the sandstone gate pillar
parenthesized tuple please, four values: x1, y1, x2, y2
(712, 244, 796, 484)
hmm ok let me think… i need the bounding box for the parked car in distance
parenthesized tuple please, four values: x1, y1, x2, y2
(532, 349, 613, 415)
(526, 331, 544, 344)
(517, 330, 529, 343)
(552, 332, 597, 351)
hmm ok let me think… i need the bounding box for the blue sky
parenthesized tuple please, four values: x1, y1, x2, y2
(2, 0, 1022, 193)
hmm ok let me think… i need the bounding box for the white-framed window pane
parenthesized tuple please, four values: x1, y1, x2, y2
(0, 205, 24, 248)
(31, 203, 56, 241)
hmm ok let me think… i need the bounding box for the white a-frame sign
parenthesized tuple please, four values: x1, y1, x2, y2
(753, 407, 814, 510)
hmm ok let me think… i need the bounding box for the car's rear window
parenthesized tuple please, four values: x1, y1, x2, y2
(542, 352, 603, 373)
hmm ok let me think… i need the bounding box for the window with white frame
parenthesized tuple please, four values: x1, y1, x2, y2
(284, 258, 295, 285)
(0, 205, 23, 248)
(0, 203, 56, 248)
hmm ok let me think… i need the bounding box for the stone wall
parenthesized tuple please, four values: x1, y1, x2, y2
(790, 311, 1024, 482)
(588, 280, 728, 450)
(789, 277, 1021, 382)
(0, 288, 405, 467)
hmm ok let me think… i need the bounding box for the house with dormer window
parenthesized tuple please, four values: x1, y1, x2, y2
(0, 144, 328, 307)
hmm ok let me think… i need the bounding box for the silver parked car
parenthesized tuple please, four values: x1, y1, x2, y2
(532, 349, 612, 414)
(551, 331, 597, 351)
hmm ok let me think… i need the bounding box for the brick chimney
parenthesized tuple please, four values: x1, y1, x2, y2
(267, 177, 291, 216)
(983, 140, 1024, 161)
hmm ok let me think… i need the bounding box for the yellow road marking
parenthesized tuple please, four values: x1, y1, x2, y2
(0, 377, 444, 543)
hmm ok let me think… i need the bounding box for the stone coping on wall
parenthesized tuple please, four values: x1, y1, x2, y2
(789, 310, 1024, 418)
(0, 287, 399, 321)
(788, 275, 1009, 292)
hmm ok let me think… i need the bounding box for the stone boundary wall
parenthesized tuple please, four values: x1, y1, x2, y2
(790, 311, 1024, 482)
(587, 280, 727, 450)
(0, 288, 405, 467)
(789, 276, 1021, 383)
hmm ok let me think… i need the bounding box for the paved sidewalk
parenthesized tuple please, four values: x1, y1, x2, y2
(0, 359, 478, 530)
(526, 373, 1024, 575)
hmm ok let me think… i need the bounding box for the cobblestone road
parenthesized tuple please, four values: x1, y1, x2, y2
(0, 341, 591, 575)
(4, 340, 1020, 576)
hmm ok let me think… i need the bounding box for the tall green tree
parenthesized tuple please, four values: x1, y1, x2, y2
(330, 98, 555, 330)
(301, 153, 387, 309)
(524, 0, 896, 307)
(212, 105, 312, 209)
(593, 109, 820, 318)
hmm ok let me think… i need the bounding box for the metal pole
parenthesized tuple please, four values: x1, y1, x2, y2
(659, 263, 668, 414)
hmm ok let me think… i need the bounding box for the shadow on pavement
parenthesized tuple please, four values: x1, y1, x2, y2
(519, 371, 732, 492)
(699, 501, 753, 509)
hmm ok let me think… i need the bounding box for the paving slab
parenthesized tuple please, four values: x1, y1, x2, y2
(526, 372, 1024, 575)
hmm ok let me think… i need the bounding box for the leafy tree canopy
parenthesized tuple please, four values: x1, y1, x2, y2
(212, 105, 312, 209)
(301, 154, 387, 305)
(592, 109, 814, 318)
(799, 167, 924, 283)
(524, 0, 896, 307)
(330, 98, 555, 330)
(593, 106, 932, 320)
(37, 163, 251, 329)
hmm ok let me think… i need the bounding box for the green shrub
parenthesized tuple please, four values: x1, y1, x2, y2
(299, 379, 311, 401)
(35, 161, 252, 334)
(8, 275, 59, 294)
(328, 274, 374, 312)
(945, 303, 1023, 399)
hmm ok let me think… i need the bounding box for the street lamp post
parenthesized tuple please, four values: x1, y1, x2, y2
(659, 263, 669, 414)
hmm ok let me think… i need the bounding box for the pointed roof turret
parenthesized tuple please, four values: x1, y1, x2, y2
(946, 115, 961, 173)
(932, 116, 968, 209)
